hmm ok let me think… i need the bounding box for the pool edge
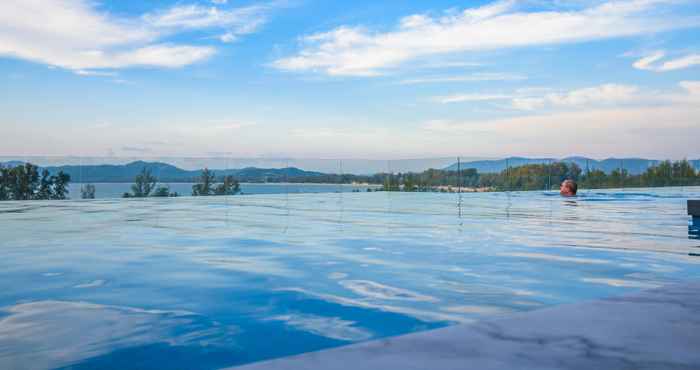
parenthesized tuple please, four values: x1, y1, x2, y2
(231, 282, 700, 370)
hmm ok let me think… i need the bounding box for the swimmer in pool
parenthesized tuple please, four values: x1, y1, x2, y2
(560, 179, 578, 197)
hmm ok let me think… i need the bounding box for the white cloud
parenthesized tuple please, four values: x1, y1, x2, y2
(291, 127, 389, 139)
(208, 122, 258, 130)
(399, 73, 526, 85)
(219, 32, 238, 43)
(143, 4, 269, 34)
(632, 51, 666, 70)
(419, 81, 700, 158)
(633, 51, 700, 71)
(273, 0, 699, 76)
(511, 84, 641, 110)
(675, 80, 700, 103)
(435, 93, 513, 104)
(434, 84, 642, 109)
(122, 146, 154, 153)
(74, 70, 118, 77)
(661, 54, 700, 70)
(0, 0, 273, 72)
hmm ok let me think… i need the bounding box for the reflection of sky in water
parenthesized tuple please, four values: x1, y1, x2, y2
(1, 188, 700, 369)
(690, 217, 700, 240)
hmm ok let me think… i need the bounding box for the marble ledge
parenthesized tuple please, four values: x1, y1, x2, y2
(233, 282, 700, 370)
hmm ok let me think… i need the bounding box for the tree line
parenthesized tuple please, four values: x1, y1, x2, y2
(0, 163, 70, 200)
(378, 160, 700, 192)
(0, 163, 242, 201)
(122, 168, 240, 198)
(2, 160, 698, 200)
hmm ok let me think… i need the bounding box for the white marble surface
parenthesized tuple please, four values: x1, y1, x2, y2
(232, 283, 700, 370)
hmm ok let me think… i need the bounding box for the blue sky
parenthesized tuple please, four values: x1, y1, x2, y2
(1, 0, 699, 160)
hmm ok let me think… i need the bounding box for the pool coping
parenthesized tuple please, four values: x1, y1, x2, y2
(232, 282, 700, 370)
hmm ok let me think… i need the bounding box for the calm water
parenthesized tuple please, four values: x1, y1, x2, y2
(68, 183, 380, 198)
(1, 188, 699, 370)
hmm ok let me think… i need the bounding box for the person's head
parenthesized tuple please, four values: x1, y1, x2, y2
(560, 179, 578, 197)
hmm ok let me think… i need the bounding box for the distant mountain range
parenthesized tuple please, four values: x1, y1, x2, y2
(444, 157, 700, 175)
(0, 156, 468, 175)
(3, 157, 698, 181)
(1, 160, 324, 183)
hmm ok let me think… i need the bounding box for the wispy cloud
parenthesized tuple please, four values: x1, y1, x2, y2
(511, 84, 641, 110)
(273, 0, 699, 76)
(633, 51, 700, 72)
(0, 0, 278, 72)
(433, 84, 643, 110)
(419, 81, 700, 158)
(143, 3, 271, 43)
(74, 70, 118, 77)
(208, 122, 258, 130)
(399, 73, 525, 85)
(434, 93, 513, 104)
(121, 146, 154, 153)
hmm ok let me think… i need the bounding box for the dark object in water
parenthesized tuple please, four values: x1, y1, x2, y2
(689, 201, 700, 241)
(689, 200, 700, 217)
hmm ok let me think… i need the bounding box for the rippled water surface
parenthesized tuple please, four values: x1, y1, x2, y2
(1, 188, 699, 370)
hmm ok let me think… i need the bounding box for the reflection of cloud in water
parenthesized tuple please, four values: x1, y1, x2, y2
(512, 300, 543, 307)
(620, 262, 640, 268)
(198, 256, 300, 277)
(499, 252, 610, 265)
(441, 305, 512, 315)
(277, 288, 470, 324)
(0, 301, 237, 370)
(266, 314, 372, 342)
(647, 264, 680, 273)
(328, 272, 348, 280)
(74, 279, 106, 288)
(339, 280, 437, 302)
(581, 278, 661, 289)
(511, 289, 538, 297)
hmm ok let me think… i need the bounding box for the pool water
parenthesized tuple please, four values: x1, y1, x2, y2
(1, 188, 699, 370)
(67, 182, 380, 199)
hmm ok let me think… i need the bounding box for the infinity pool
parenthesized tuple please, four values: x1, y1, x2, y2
(1, 188, 699, 370)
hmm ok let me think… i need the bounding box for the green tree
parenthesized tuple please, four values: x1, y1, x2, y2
(673, 159, 696, 186)
(0, 163, 71, 200)
(152, 185, 178, 197)
(36, 169, 53, 200)
(12, 163, 39, 200)
(51, 171, 70, 200)
(192, 168, 216, 196)
(125, 167, 157, 198)
(402, 175, 417, 192)
(214, 175, 240, 195)
(0, 165, 7, 200)
(581, 169, 607, 189)
(381, 173, 400, 191)
(609, 168, 629, 188)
